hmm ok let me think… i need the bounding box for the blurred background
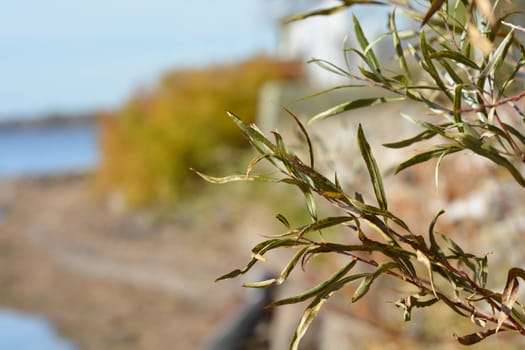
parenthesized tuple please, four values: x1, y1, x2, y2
(2, 1, 525, 349)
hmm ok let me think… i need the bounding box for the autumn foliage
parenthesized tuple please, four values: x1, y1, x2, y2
(97, 56, 300, 206)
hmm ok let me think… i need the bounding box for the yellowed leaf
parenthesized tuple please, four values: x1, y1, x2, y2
(417, 250, 438, 299)
(497, 276, 519, 332)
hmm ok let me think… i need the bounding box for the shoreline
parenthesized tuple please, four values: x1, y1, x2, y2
(0, 113, 97, 131)
(0, 173, 271, 349)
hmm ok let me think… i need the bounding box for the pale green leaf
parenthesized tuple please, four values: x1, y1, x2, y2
(193, 170, 279, 184)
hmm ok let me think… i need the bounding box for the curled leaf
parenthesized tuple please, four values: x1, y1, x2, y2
(417, 250, 438, 299)
(454, 328, 499, 345)
(290, 295, 327, 350)
(497, 274, 520, 332)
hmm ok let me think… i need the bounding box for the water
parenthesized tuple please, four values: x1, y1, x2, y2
(0, 123, 98, 178)
(0, 309, 77, 350)
(0, 123, 95, 348)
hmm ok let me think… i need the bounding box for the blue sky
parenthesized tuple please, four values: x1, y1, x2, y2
(0, 1, 280, 119)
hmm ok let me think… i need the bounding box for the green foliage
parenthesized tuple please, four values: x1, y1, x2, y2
(97, 56, 292, 205)
(200, 0, 525, 348)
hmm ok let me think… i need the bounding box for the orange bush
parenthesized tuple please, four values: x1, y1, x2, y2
(97, 56, 301, 206)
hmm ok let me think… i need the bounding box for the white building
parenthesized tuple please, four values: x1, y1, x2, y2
(277, 0, 391, 86)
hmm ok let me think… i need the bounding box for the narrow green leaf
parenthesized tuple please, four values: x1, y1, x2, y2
(309, 97, 402, 124)
(421, 0, 445, 26)
(357, 124, 387, 210)
(276, 214, 291, 229)
(215, 269, 245, 282)
(429, 50, 480, 69)
(271, 260, 358, 307)
(245, 154, 272, 176)
(243, 246, 314, 288)
(300, 84, 370, 100)
(297, 216, 355, 239)
(364, 32, 391, 56)
(300, 186, 317, 221)
(480, 29, 514, 79)
(353, 13, 380, 71)
(440, 233, 465, 256)
(438, 57, 464, 85)
(479, 255, 488, 288)
(290, 295, 327, 350)
(498, 51, 525, 99)
(289, 268, 372, 350)
(419, 32, 452, 100)
(284, 1, 386, 24)
(383, 129, 440, 148)
(412, 119, 450, 138)
(226, 111, 283, 171)
(307, 58, 351, 78)
(347, 197, 409, 231)
(458, 134, 525, 186)
(390, 9, 411, 80)
(503, 123, 525, 147)
(358, 66, 385, 83)
(193, 170, 279, 184)
(428, 210, 445, 255)
(352, 262, 397, 302)
(394, 145, 462, 174)
(453, 84, 464, 132)
(242, 278, 276, 288)
(226, 111, 275, 153)
(284, 4, 348, 23)
(215, 239, 306, 282)
(345, 46, 387, 83)
(277, 246, 313, 285)
(284, 107, 314, 168)
(395, 295, 439, 321)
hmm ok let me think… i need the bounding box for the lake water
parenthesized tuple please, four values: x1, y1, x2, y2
(0, 123, 96, 348)
(0, 310, 77, 350)
(0, 123, 98, 178)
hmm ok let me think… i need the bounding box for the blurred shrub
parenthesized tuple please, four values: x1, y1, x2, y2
(97, 56, 301, 206)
